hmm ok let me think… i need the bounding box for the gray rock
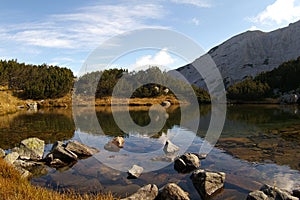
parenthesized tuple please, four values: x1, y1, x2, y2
(170, 21, 300, 88)
(163, 140, 179, 154)
(190, 169, 226, 199)
(151, 154, 177, 162)
(160, 183, 190, 200)
(50, 141, 78, 162)
(65, 140, 99, 157)
(0, 148, 5, 158)
(174, 153, 200, 173)
(4, 152, 19, 164)
(128, 164, 144, 178)
(121, 184, 158, 200)
(260, 184, 298, 200)
(246, 190, 270, 200)
(17, 137, 45, 160)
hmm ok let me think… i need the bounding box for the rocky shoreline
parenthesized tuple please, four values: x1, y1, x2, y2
(1, 137, 300, 199)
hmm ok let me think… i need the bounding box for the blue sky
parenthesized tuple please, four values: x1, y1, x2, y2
(1, 0, 300, 74)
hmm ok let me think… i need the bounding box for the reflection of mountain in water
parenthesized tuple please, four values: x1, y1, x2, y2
(0, 109, 75, 149)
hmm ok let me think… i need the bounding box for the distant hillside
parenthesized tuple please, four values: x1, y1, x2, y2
(174, 20, 300, 88)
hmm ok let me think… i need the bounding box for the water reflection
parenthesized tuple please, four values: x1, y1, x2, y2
(1, 105, 300, 199)
(0, 109, 75, 149)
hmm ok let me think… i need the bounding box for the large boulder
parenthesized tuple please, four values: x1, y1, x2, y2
(0, 148, 5, 158)
(50, 141, 78, 162)
(190, 169, 226, 199)
(14, 137, 45, 160)
(174, 153, 200, 173)
(160, 183, 190, 200)
(121, 184, 158, 200)
(65, 140, 99, 157)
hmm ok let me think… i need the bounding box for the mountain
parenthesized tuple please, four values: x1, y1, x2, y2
(173, 20, 300, 88)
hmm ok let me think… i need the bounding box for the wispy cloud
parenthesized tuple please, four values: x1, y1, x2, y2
(249, 0, 300, 26)
(169, 0, 212, 8)
(0, 3, 166, 50)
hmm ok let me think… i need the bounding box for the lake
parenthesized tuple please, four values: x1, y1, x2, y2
(0, 105, 300, 199)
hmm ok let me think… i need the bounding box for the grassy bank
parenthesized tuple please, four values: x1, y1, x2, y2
(0, 158, 116, 200)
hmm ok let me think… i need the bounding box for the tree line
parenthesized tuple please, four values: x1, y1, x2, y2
(227, 56, 300, 100)
(75, 67, 211, 103)
(0, 59, 74, 99)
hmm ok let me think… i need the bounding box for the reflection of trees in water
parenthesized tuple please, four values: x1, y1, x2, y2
(226, 105, 300, 125)
(0, 109, 75, 149)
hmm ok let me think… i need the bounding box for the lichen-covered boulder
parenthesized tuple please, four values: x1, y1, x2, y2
(17, 137, 45, 160)
(4, 152, 19, 164)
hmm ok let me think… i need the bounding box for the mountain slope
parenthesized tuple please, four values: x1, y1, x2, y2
(174, 20, 300, 88)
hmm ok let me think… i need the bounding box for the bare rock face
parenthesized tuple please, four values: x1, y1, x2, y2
(121, 184, 158, 200)
(190, 169, 226, 199)
(160, 183, 190, 200)
(247, 184, 298, 200)
(65, 140, 99, 157)
(171, 20, 300, 88)
(174, 153, 200, 173)
(128, 164, 144, 179)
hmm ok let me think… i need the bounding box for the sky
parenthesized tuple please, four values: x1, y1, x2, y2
(1, 0, 300, 74)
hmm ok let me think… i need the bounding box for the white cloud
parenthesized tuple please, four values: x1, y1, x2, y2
(248, 25, 259, 31)
(0, 3, 166, 50)
(251, 0, 300, 25)
(191, 17, 200, 26)
(169, 0, 211, 7)
(134, 48, 175, 68)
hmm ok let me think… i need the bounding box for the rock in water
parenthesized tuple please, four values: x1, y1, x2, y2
(174, 153, 200, 173)
(246, 190, 270, 200)
(160, 183, 190, 200)
(4, 152, 19, 164)
(163, 140, 179, 153)
(260, 184, 297, 200)
(50, 141, 78, 162)
(0, 148, 5, 158)
(121, 184, 158, 200)
(128, 164, 144, 178)
(17, 137, 45, 160)
(65, 140, 99, 157)
(190, 169, 226, 199)
(111, 136, 125, 148)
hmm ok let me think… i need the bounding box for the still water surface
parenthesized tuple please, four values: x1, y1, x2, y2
(0, 105, 300, 199)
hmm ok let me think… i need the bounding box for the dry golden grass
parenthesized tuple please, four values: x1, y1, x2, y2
(0, 158, 117, 200)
